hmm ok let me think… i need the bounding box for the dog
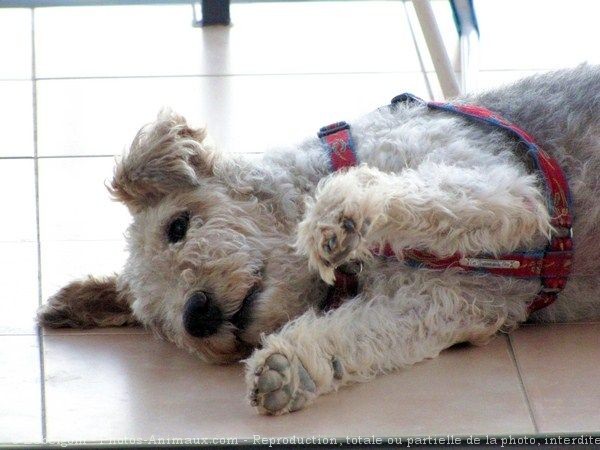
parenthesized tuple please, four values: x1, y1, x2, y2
(38, 65, 600, 415)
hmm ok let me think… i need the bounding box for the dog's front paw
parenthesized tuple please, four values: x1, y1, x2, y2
(297, 167, 384, 284)
(299, 206, 373, 285)
(318, 214, 371, 271)
(247, 352, 317, 415)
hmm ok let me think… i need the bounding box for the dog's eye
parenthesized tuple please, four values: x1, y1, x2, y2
(167, 212, 190, 243)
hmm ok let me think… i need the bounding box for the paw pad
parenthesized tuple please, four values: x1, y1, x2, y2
(250, 353, 316, 415)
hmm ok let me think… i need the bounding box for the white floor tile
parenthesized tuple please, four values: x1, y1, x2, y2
(511, 324, 600, 433)
(0, 243, 38, 335)
(34, 2, 419, 78)
(36, 77, 206, 156)
(0, 336, 42, 444)
(211, 1, 420, 75)
(0, 159, 36, 243)
(42, 334, 533, 441)
(38, 157, 131, 241)
(208, 73, 430, 154)
(41, 240, 127, 302)
(475, 0, 600, 71)
(37, 73, 428, 156)
(426, 70, 548, 99)
(0, 81, 34, 157)
(35, 5, 201, 79)
(0, 8, 32, 80)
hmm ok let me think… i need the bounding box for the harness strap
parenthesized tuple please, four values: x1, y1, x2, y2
(374, 245, 572, 279)
(318, 121, 358, 171)
(427, 101, 573, 229)
(317, 94, 574, 314)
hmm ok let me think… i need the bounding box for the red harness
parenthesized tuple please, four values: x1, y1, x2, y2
(318, 94, 574, 314)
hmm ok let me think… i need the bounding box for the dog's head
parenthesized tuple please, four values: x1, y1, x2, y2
(39, 111, 306, 363)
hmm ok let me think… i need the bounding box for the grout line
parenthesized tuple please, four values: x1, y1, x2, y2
(1, 68, 548, 84)
(28, 68, 554, 82)
(0, 332, 39, 337)
(0, 156, 36, 160)
(36, 326, 48, 440)
(13, 154, 117, 159)
(0, 240, 37, 244)
(35, 237, 124, 241)
(507, 333, 539, 434)
(0, 77, 34, 82)
(402, 0, 434, 101)
(31, 10, 42, 309)
(42, 330, 151, 336)
(0, 152, 264, 160)
(32, 70, 430, 81)
(30, 7, 48, 440)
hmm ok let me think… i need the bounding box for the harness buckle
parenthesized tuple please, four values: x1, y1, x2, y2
(318, 121, 350, 138)
(390, 93, 424, 106)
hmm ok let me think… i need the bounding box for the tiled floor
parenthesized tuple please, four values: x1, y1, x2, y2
(1, 0, 600, 445)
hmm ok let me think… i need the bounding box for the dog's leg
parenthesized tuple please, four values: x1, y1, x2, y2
(245, 281, 508, 415)
(297, 164, 551, 283)
(37, 275, 137, 328)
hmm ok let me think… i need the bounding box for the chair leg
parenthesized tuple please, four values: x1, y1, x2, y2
(451, 0, 480, 94)
(412, 0, 461, 99)
(192, 0, 230, 27)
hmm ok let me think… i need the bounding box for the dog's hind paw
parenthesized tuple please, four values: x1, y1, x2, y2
(247, 352, 317, 415)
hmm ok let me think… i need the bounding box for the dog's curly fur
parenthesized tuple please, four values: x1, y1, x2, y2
(38, 65, 600, 415)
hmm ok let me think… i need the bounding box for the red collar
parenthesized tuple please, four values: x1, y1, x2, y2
(318, 94, 574, 314)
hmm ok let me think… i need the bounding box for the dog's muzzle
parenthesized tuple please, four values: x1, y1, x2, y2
(183, 291, 223, 338)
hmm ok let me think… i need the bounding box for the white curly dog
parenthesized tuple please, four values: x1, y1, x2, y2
(39, 65, 600, 415)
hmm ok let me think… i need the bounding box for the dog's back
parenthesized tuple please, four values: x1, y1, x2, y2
(474, 65, 600, 322)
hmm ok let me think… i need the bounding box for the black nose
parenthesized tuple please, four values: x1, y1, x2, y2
(183, 292, 223, 338)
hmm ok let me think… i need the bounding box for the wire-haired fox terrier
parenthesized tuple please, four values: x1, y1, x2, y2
(39, 65, 600, 415)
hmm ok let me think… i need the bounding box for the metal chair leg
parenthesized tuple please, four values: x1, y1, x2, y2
(412, 0, 461, 99)
(192, 0, 230, 27)
(451, 0, 480, 94)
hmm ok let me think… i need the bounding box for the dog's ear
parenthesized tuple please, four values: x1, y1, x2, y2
(37, 275, 138, 329)
(109, 110, 217, 212)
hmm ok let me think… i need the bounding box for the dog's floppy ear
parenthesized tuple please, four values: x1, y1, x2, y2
(109, 110, 216, 212)
(37, 275, 138, 329)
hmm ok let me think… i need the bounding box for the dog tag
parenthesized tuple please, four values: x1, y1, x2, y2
(459, 258, 521, 269)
